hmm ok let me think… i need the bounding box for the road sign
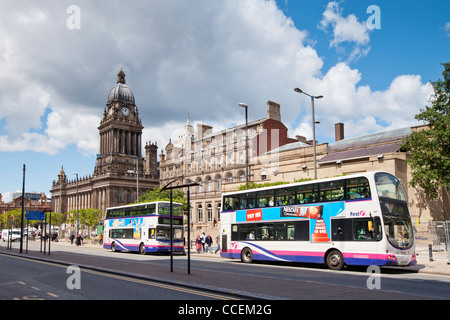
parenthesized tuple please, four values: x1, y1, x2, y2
(27, 211, 45, 221)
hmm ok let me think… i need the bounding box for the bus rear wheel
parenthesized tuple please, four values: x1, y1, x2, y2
(111, 242, 117, 252)
(241, 247, 253, 263)
(139, 243, 146, 255)
(326, 250, 344, 270)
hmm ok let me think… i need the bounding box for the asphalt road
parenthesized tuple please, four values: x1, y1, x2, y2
(0, 254, 239, 300)
(1, 241, 450, 300)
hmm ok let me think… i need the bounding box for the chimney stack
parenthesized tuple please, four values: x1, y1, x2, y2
(335, 123, 344, 142)
(267, 101, 281, 122)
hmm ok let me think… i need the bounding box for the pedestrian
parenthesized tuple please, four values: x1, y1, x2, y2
(200, 232, 206, 252)
(215, 234, 221, 254)
(205, 233, 213, 253)
(195, 234, 202, 254)
(75, 233, 81, 246)
(70, 233, 74, 245)
(99, 233, 103, 245)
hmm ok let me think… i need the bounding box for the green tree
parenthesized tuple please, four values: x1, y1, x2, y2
(66, 208, 103, 231)
(402, 61, 450, 199)
(137, 187, 187, 211)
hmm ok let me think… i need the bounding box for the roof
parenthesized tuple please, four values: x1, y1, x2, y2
(329, 127, 411, 151)
(107, 82, 135, 105)
(318, 143, 402, 164)
(266, 140, 310, 154)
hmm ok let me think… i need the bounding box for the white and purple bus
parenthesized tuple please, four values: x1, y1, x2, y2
(220, 171, 416, 270)
(103, 201, 185, 254)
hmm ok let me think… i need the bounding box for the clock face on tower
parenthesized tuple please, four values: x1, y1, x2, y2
(122, 107, 130, 116)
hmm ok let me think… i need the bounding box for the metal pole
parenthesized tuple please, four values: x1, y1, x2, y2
(43, 215, 46, 255)
(187, 188, 191, 275)
(20, 164, 25, 253)
(245, 106, 249, 190)
(429, 244, 433, 262)
(48, 212, 51, 256)
(170, 190, 173, 272)
(311, 97, 317, 179)
(40, 221, 43, 253)
(76, 176, 79, 236)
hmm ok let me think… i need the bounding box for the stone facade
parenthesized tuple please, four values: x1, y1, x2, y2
(50, 67, 159, 215)
(159, 101, 299, 233)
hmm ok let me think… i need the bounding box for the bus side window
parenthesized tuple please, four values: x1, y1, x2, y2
(346, 177, 371, 200)
(149, 228, 155, 239)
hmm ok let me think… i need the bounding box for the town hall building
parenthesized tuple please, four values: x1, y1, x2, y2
(50, 67, 159, 214)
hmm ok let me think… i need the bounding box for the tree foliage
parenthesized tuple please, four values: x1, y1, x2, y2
(137, 187, 187, 211)
(66, 208, 103, 227)
(402, 61, 450, 199)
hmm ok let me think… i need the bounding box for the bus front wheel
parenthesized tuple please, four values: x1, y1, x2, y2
(326, 250, 344, 270)
(241, 247, 253, 263)
(111, 242, 117, 252)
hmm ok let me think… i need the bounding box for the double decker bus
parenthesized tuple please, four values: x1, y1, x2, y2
(103, 201, 185, 254)
(220, 171, 416, 270)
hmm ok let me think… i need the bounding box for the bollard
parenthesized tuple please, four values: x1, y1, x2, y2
(429, 244, 433, 262)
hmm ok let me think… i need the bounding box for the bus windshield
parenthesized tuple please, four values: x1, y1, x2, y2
(375, 172, 407, 201)
(375, 173, 413, 249)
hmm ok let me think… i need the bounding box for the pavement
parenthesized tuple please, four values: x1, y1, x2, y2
(0, 238, 449, 300)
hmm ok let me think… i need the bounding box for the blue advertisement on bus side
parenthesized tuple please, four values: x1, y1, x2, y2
(107, 217, 145, 228)
(235, 202, 345, 242)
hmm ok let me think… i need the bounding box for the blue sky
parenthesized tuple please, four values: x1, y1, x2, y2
(0, 0, 448, 200)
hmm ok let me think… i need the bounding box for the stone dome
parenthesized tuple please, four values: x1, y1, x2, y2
(107, 66, 135, 105)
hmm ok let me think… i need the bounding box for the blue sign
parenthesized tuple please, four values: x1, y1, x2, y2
(27, 211, 45, 221)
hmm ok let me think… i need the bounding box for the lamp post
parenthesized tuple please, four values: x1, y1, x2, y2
(294, 88, 323, 179)
(73, 172, 79, 235)
(238, 103, 249, 190)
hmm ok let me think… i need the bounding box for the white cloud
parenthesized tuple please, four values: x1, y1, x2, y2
(445, 22, 450, 37)
(319, 1, 371, 62)
(0, 0, 433, 156)
(291, 63, 433, 141)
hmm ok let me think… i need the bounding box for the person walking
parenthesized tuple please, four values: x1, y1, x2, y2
(205, 233, 213, 253)
(195, 234, 202, 254)
(200, 232, 206, 252)
(215, 234, 221, 254)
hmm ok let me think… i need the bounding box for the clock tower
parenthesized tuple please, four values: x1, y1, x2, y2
(95, 66, 144, 175)
(51, 66, 159, 214)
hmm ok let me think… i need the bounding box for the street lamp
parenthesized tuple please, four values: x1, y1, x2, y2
(73, 172, 79, 235)
(238, 103, 249, 190)
(294, 88, 323, 179)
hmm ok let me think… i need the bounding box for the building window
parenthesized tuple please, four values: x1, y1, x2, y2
(198, 205, 203, 222)
(226, 173, 233, 184)
(217, 176, 222, 191)
(239, 171, 246, 182)
(206, 177, 212, 192)
(207, 204, 213, 222)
